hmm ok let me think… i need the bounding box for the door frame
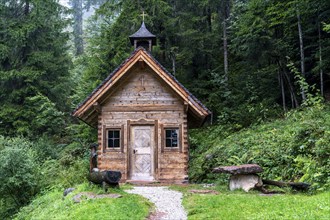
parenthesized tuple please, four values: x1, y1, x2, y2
(127, 119, 158, 180)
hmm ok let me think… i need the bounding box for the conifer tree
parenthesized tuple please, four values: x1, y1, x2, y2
(0, 0, 72, 137)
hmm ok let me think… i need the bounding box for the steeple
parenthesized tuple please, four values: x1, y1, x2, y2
(129, 22, 156, 51)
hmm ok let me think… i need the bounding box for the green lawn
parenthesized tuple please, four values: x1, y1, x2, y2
(14, 183, 151, 220)
(172, 185, 330, 220)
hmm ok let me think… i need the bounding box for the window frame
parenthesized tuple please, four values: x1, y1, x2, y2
(165, 128, 179, 148)
(161, 124, 182, 152)
(103, 125, 124, 152)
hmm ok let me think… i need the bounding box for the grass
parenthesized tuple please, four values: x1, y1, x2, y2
(14, 183, 151, 220)
(172, 185, 330, 220)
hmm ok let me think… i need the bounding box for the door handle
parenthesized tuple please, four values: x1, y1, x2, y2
(133, 149, 137, 154)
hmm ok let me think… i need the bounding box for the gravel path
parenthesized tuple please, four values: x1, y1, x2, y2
(125, 186, 187, 220)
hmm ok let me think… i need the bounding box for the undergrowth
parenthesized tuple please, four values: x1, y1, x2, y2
(189, 104, 330, 192)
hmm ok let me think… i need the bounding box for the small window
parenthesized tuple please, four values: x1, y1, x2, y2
(107, 130, 120, 148)
(165, 129, 179, 148)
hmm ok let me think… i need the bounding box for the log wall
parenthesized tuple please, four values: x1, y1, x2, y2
(97, 65, 188, 183)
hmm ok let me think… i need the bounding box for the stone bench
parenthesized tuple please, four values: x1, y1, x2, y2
(213, 164, 263, 192)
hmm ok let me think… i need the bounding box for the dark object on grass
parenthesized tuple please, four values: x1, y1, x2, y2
(213, 164, 263, 175)
(262, 179, 310, 191)
(88, 170, 122, 191)
(63, 188, 75, 197)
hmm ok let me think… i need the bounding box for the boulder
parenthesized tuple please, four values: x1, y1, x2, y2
(229, 174, 263, 192)
(63, 188, 75, 197)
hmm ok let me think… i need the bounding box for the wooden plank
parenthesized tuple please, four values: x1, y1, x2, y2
(154, 120, 158, 175)
(98, 165, 126, 171)
(102, 111, 184, 117)
(127, 120, 131, 178)
(107, 96, 178, 102)
(159, 174, 187, 179)
(160, 168, 187, 173)
(160, 158, 188, 165)
(103, 118, 183, 125)
(102, 105, 184, 112)
(159, 163, 188, 169)
(101, 153, 126, 159)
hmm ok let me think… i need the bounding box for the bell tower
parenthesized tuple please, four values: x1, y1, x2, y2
(129, 21, 156, 51)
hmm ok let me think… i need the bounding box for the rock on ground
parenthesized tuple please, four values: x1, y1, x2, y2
(229, 174, 262, 192)
(125, 186, 187, 220)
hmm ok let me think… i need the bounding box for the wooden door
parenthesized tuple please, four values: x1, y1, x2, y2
(130, 126, 154, 180)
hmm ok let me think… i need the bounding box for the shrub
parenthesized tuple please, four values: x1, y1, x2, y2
(189, 104, 330, 191)
(0, 136, 39, 216)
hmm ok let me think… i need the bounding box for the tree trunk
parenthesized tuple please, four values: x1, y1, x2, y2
(171, 53, 176, 75)
(223, 0, 230, 83)
(297, 11, 306, 100)
(24, 0, 30, 15)
(73, 0, 84, 56)
(263, 179, 310, 190)
(278, 70, 286, 111)
(283, 70, 299, 108)
(318, 21, 324, 97)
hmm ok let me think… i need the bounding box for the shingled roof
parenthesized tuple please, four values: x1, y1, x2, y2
(72, 47, 211, 127)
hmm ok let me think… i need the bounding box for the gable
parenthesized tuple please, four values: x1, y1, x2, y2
(103, 65, 183, 110)
(72, 47, 211, 127)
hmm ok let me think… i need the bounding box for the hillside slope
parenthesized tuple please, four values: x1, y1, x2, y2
(189, 104, 330, 191)
(14, 184, 151, 220)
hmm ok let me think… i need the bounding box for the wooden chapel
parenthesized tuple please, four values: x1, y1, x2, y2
(72, 22, 211, 183)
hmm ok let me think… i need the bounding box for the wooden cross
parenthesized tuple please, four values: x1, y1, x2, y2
(140, 11, 147, 22)
(140, 75, 145, 86)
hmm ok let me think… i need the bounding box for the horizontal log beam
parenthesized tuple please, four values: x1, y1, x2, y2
(102, 105, 183, 112)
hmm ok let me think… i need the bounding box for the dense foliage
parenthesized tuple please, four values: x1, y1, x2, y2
(75, 0, 330, 126)
(1, 0, 330, 218)
(189, 104, 330, 191)
(0, 0, 72, 137)
(0, 136, 89, 218)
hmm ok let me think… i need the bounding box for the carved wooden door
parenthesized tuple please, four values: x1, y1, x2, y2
(131, 126, 154, 180)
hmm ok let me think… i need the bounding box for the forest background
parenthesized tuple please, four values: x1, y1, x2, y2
(0, 0, 330, 218)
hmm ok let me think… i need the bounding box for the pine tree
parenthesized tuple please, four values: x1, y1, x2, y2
(0, 0, 72, 137)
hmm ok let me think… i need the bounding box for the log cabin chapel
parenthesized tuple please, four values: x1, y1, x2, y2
(72, 21, 211, 183)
